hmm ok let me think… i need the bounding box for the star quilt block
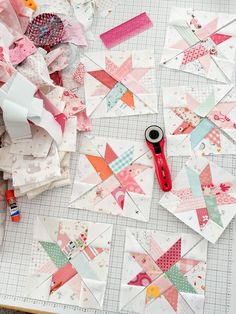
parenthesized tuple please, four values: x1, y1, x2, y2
(160, 8, 236, 83)
(159, 156, 236, 243)
(25, 216, 113, 309)
(207, 86, 236, 142)
(120, 228, 208, 314)
(69, 135, 155, 222)
(81, 50, 158, 118)
(163, 84, 236, 156)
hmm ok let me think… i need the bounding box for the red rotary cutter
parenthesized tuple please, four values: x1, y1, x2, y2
(145, 125, 172, 192)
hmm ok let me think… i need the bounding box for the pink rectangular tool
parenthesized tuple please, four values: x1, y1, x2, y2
(100, 12, 153, 48)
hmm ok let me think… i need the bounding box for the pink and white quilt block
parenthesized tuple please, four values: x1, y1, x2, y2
(159, 156, 236, 243)
(163, 85, 236, 156)
(120, 228, 208, 313)
(25, 216, 113, 309)
(69, 135, 155, 222)
(207, 86, 236, 142)
(82, 50, 158, 118)
(160, 8, 236, 83)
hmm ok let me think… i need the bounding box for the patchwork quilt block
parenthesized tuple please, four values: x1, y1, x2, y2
(69, 135, 155, 222)
(160, 8, 236, 83)
(159, 156, 236, 243)
(120, 228, 208, 313)
(25, 216, 113, 309)
(82, 50, 158, 118)
(163, 85, 236, 156)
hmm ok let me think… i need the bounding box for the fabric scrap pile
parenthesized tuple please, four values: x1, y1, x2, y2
(0, 0, 112, 199)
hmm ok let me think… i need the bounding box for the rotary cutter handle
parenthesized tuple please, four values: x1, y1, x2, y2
(145, 125, 172, 192)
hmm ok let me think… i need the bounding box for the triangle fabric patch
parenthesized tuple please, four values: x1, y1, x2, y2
(104, 143, 118, 164)
(88, 70, 117, 89)
(163, 285, 179, 311)
(210, 33, 232, 45)
(85, 155, 113, 181)
(156, 239, 181, 272)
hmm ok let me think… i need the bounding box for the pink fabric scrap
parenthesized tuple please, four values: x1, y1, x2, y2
(61, 70, 78, 90)
(0, 62, 15, 83)
(76, 111, 92, 132)
(9, 0, 25, 16)
(61, 18, 87, 47)
(50, 71, 63, 86)
(62, 90, 86, 117)
(0, 47, 6, 62)
(100, 12, 153, 48)
(36, 90, 67, 133)
(62, 90, 91, 132)
(73, 62, 85, 86)
(0, 0, 23, 41)
(9, 36, 37, 65)
(0, 47, 15, 83)
(45, 47, 68, 74)
(9, 0, 30, 33)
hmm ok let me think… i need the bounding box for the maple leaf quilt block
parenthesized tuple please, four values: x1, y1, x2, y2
(159, 156, 236, 243)
(160, 8, 236, 83)
(120, 228, 208, 314)
(25, 216, 113, 309)
(69, 135, 155, 222)
(81, 50, 158, 118)
(163, 85, 236, 156)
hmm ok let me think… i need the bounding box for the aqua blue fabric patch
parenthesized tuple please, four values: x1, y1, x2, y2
(106, 82, 127, 111)
(194, 91, 215, 117)
(174, 25, 199, 45)
(204, 195, 223, 227)
(186, 166, 203, 197)
(70, 252, 98, 280)
(109, 146, 134, 174)
(190, 119, 214, 149)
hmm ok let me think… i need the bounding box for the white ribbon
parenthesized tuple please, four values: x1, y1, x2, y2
(0, 72, 62, 144)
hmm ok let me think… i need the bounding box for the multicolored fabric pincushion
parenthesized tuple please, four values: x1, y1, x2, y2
(26, 13, 64, 47)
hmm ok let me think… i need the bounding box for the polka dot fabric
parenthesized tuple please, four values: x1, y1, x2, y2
(205, 128, 221, 151)
(155, 238, 181, 272)
(39, 241, 68, 269)
(165, 265, 197, 294)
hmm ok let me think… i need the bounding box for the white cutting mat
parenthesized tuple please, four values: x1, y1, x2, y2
(0, 0, 236, 313)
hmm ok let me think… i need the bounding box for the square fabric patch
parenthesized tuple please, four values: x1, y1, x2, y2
(159, 156, 236, 243)
(163, 85, 236, 156)
(69, 135, 155, 222)
(82, 50, 157, 118)
(160, 8, 236, 83)
(120, 228, 208, 314)
(25, 216, 113, 309)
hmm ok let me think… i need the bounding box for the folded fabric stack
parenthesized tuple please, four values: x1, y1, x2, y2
(0, 0, 112, 198)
